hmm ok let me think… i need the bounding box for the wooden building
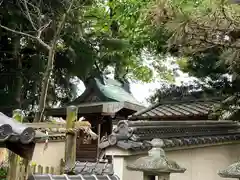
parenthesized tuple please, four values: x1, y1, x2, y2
(45, 76, 144, 162)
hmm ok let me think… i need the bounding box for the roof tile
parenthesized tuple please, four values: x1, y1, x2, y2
(129, 98, 222, 120)
(100, 120, 240, 151)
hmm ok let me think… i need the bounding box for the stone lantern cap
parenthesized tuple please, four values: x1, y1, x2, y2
(218, 162, 240, 178)
(127, 138, 186, 174)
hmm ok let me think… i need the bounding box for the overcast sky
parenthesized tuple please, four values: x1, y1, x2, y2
(130, 71, 197, 105)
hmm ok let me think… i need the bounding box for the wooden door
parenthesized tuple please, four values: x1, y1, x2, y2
(76, 129, 98, 162)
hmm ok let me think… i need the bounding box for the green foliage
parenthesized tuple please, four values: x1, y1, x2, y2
(145, 0, 240, 118)
(0, 0, 184, 114)
(0, 167, 7, 179)
(0, 162, 8, 180)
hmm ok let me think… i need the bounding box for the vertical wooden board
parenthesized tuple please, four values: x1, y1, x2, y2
(97, 123, 101, 159)
(7, 149, 19, 180)
(59, 159, 65, 174)
(45, 166, 49, 173)
(50, 167, 54, 174)
(37, 165, 42, 174)
(32, 165, 36, 174)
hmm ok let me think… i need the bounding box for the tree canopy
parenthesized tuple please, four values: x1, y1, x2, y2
(0, 0, 174, 118)
(3, 0, 240, 120)
(145, 0, 240, 120)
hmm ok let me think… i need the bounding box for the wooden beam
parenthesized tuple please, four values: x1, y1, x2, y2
(7, 109, 23, 180)
(64, 105, 78, 173)
(97, 123, 101, 160)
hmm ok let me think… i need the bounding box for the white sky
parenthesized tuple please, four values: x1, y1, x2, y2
(130, 72, 196, 105)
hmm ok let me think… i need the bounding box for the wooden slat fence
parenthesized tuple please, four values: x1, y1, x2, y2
(18, 164, 58, 180)
(0, 164, 58, 180)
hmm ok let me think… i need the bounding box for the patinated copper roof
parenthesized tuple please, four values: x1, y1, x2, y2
(129, 98, 221, 120)
(71, 77, 141, 105)
(27, 174, 119, 180)
(99, 120, 240, 151)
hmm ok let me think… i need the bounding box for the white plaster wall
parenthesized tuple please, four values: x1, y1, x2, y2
(0, 142, 65, 173)
(109, 143, 240, 180)
(31, 141, 65, 172)
(167, 144, 240, 180)
(0, 148, 7, 162)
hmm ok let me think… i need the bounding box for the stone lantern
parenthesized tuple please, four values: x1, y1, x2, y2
(218, 162, 240, 179)
(127, 138, 186, 180)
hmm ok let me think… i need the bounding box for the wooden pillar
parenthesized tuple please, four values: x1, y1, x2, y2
(97, 123, 101, 159)
(23, 158, 30, 180)
(7, 109, 25, 180)
(64, 105, 78, 173)
(143, 174, 151, 180)
(7, 152, 19, 180)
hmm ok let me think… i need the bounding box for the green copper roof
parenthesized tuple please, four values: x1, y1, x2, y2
(94, 78, 140, 105)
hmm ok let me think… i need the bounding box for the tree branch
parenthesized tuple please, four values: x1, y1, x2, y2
(52, 0, 75, 44)
(0, 24, 50, 50)
(37, 20, 52, 39)
(22, 0, 37, 30)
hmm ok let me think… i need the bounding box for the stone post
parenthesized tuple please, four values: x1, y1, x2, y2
(127, 138, 186, 180)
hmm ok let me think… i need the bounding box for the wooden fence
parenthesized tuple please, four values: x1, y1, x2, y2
(0, 164, 59, 180)
(20, 164, 57, 175)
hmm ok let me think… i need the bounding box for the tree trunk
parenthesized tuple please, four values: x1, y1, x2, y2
(33, 0, 74, 122)
(13, 37, 23, 109)
(34, 47, 55, 122)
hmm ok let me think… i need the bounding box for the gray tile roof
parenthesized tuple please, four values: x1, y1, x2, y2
(0, 112, 46, 143)
(74, 162, 114, 175)
(129, 98, 221, 120)
(0, 112, 46, 160)
(99, 120, 240, 151)
(27, 174, 119, 180)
